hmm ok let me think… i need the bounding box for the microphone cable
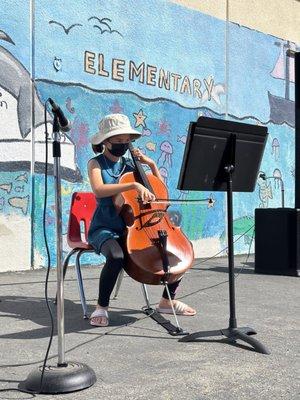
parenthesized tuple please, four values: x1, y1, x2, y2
(0, 102, 55, 396)
(175, 223, 255, 302)
(192, 224, 255, 268)
(118, 223, 255, 307)
(37, 100, 55, 393)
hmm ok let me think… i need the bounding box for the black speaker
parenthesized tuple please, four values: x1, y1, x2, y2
(255, 208, 300, 276)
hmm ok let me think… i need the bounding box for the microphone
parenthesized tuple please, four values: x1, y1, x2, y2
(49, 98, 71, 132)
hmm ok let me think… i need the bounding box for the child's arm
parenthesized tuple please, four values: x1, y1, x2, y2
(88, 159, 155, 202)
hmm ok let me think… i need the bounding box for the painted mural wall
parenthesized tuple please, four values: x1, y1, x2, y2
(0, 0, 297, 271)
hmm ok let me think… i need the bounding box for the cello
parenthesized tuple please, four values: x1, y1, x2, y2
(114, 142, 194, 286)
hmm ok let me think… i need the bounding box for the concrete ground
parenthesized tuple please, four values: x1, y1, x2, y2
(0, 255, 299, 400)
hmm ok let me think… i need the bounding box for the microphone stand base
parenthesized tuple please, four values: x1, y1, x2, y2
(19, 361, 96, 394)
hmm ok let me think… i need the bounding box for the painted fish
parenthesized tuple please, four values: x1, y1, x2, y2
(8, 195, 29, 214)
(177, 135, 187, 144)
(0, 183, 12, 193)
(142, 128, 152, 137)
(15, 173, 28, 183)
(145, 141, 156, 152)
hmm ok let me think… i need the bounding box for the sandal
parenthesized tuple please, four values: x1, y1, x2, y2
(90, 308, 109, 327)
(156, 300, 196, 316)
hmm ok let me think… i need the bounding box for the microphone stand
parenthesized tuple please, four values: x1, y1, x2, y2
(21, 114, 96, 394)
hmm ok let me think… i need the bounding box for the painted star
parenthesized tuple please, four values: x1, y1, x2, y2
(133, 109, 147, 128)
(208, 196, 216, 208)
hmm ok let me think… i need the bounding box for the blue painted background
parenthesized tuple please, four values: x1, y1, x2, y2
(0, 0, 296, 267)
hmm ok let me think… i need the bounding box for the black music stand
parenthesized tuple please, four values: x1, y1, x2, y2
(178, 117, 270, 354)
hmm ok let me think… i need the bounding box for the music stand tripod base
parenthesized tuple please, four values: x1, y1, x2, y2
(179, 326, 270, 354)
(20, 362, 97, 394)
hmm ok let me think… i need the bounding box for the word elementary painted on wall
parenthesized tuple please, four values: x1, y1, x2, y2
(84, 51, 214, 99)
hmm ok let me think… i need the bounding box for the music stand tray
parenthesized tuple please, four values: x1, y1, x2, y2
(178, 117, 270, 355)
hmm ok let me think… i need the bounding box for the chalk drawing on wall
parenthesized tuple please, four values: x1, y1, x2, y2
(268, 41, 297, 127)
(1, 0, 295, 267)
(0, 30, 82, 182)
(0, 29, 14, 45)
(157, 119, 171, 135)
(8, 195, 29, 215)
(88, 16, 123, 38)
(208, 196, 216, 208)
(273, 168, 283, 188)
(15, 173, 28, 183)
(220, 216, 254, 246)
(158, 166, 168, 185)
(0, 183, 12, 193)
(177, 135, 187, 144)
(49, 20, 83, 35)
(66, 97, 75, 113)
(145, 141, 156, 152)
(158, 141, 173, 168)
(271, 138, 280, 160)
(133, 109, 147, 128)
(257, 171, 273, 208)
(201, 76, 225, 106)
(53, 56, 62, 72)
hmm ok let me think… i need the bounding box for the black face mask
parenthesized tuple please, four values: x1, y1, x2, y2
(108, 142, 129, 157)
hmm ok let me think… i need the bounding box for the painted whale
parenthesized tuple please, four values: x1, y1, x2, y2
(0, 32, 82, 182)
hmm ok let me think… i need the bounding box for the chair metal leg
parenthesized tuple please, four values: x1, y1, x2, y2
(54, 248, 78, 305)
(141, 284, 151, 309)
(75, 250, 89, 319)
(113, 269, 125, 299)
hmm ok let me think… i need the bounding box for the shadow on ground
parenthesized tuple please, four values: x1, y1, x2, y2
(0, 296, 138, 340)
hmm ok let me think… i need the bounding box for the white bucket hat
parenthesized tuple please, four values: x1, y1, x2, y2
(90, 113, 141, 145)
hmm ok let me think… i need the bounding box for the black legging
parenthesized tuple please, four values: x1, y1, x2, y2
(98, 238, 181, 307)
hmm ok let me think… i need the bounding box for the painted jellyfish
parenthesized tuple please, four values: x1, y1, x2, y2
(158, 167, 168, 185)
(157, 141, 173, 168)
(273, 168, 282, 189)
(271, 138, 280, 161)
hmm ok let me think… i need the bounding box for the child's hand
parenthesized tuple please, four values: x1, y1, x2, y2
(134, 182, 155, 203)
(131, 148, 154, 166)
